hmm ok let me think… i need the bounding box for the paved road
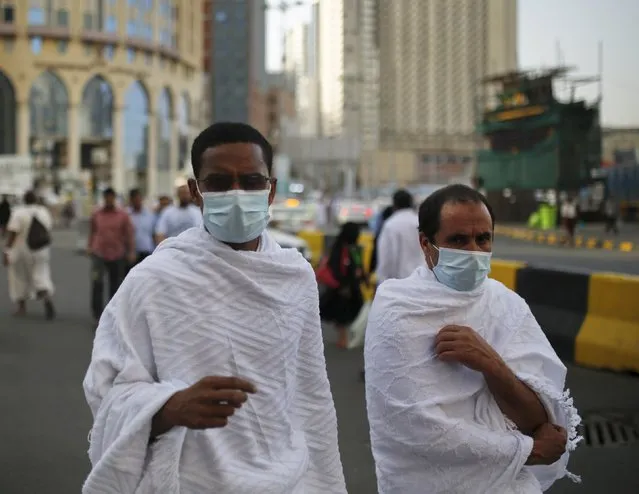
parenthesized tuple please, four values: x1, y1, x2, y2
(493, 236, 639, 275)
(1, 248, 638, 493)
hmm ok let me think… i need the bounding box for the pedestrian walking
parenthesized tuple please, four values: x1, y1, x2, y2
(82, 122, 346, 493)
(603, 196, 619, 235)
(375, 189, 424, 284)
(153, 184, 201, 244)
(87, 187, 135, 321)
(2, 190, 55, 319)
(0, 194, 11, 236)
(318, 222, 366, 348)
(560, 195, 579, 246)
(365, 184, 581, 493)
(127, 188, 156, 269)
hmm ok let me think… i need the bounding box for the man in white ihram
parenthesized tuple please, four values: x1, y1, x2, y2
(365, 184, 581, 494)
(83, 122, 347, 493)
(375, 188, 424, 284)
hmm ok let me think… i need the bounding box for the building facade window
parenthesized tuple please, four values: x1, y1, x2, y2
(102, 44, 114, 60)
(105, 15, 117, 33)
(2, 3, 15, 23)
(81, 75, 113, 139)
(0, 69, 16, 154)
(57, 9, 69, 26)
(156, 88, 172, 171)
(57, 40, 67, 53)
(178, 92, 190, 169)
(123, 81, 149, 172)
(29, 70, 69, 138)
(28, 7, 46, 26)
(31, 37, 43, 54)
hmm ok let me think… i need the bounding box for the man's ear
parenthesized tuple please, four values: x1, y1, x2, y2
(419, 232, 434, 269)
(268, 178, 277, 206)
(187, 178, 202, 208)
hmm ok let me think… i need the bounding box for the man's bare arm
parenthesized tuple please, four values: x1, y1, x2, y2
(483, 359, 548, 436)
(435, 325, 548, 436)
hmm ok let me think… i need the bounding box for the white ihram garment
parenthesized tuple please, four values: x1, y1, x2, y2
(6, 205, 54, 302)
(83, 226, 346, 494)
(365, 266, 581, 494)
(375, 209, 424, 284)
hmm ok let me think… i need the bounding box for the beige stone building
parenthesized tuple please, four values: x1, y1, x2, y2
(372, 0, 518, 187)
(0, 0, 203, 198)
(602, 127, 639, 164)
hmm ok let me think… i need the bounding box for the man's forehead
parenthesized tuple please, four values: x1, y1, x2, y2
(202, 142, 264, 162)
(439, 201, 492, 230)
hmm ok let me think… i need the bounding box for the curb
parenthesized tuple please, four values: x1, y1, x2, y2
(300, 229, 639, 374)
(494, 225, 637, 253)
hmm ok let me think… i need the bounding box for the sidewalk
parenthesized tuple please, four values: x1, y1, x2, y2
(495, 222, 639, 252)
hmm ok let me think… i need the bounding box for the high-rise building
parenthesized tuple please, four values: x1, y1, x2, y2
(0, 0, 204, 197)
(284, 2, 320, 136)
(376, 0, 517, 183)
(317, 0, 379, 143)
(204, 0, 268, 133)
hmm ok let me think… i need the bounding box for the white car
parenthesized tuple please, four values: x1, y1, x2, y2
(268, 228, 313, 263)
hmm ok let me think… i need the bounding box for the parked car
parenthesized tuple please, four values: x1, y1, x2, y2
(268, 227, 313, 263)
(335, 200, 374, 227)
(269, 199, 318, 233)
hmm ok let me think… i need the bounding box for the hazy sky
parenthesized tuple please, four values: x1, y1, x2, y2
(266, 0, 639, 126)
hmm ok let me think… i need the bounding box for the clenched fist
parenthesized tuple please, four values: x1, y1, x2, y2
(526, 423, 568, 466)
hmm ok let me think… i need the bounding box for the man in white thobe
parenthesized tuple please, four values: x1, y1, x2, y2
(2, 190, 55, 319)
(154, 183, 202, 243)
(375, 189, 424, 284)
(365, 184, 581, 494)
(83, 122, 346, 494)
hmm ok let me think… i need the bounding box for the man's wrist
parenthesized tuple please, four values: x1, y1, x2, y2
(151, 405, 174, 440)
(481, 354, 508, 380)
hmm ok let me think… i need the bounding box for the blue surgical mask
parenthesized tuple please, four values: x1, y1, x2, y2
(200, 189, 270, 243)
(430, 246, 492, 292)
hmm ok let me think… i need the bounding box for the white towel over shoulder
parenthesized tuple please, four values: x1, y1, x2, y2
(365, 266, 581, 494)
(83, 226, 346, 494)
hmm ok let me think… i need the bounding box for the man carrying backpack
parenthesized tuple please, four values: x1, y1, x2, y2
(2, 190, 55, 319)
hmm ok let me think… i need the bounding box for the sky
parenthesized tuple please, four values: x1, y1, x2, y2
(265, 0, 639, 127)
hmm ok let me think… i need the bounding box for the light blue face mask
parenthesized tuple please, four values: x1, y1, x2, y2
(200, 188, 270, 243)
(430, 245, 492, 292)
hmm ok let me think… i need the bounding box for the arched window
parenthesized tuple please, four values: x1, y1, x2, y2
(0, 70, 16, 154)
(178, 92, 190, 169)
(29, 71, 69, 138)
(156, 88, 172, 171)
(81, 75, 114, 139)
(123, 81, 150, 172)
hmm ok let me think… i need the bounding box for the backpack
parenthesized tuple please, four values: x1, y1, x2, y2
(26, 214, 51, 250)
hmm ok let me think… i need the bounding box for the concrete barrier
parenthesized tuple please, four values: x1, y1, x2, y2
(576, 273, 639, 373)
(300, 230, 639, 373)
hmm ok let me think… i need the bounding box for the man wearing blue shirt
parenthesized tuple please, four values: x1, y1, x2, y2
(153, 184, 202, 243)
(128, 188, 156, 267)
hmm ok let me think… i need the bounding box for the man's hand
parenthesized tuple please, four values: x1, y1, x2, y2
(152, 376, 257, 438)
(526, 423, 567, 465)
(2, 251, 9, 267)
(434, 325, 502, 373)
